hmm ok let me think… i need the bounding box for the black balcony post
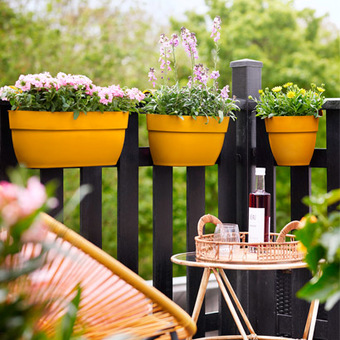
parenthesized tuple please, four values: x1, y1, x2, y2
(230, 59, 263, 229)
(228, 59, 264, 335)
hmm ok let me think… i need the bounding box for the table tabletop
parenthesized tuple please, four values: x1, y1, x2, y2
(171, 252, 307, 271)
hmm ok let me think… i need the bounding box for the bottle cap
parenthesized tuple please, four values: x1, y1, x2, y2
(255, 167, 266, 176)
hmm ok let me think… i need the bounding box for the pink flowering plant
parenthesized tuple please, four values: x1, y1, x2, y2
(143, 16, 239, 121)
(0, 171, 86, 339)
(0, 72, 145, 119)
(0, 172, 55, 338)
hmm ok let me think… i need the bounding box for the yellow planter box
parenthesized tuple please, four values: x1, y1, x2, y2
(9, 110, 129, 168)
(147, 114, 230, 166)
(265, 116, 319, 166)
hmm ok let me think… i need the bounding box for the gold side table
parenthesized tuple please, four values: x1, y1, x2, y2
(171, 252, 319, 340)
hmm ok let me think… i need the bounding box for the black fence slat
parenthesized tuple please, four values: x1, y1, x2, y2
(310, 149, 327, 168)
(218, 111, 237, 336)
(0, 101, 17, 180)
(326, 109, 340, 195)
(276, 314, 292, 337)
(327, 302, 339, 340)
(186, 167, 205, 251)
(326, 108, 340, 340)
(218, 119, 237, 224)
(40, 168, 64, 220)
(249, 270, 277, 336)
(314, 319, 330, 340)
(255, 116, 276, 231)
(205, 312, 219, 332)
(187, 166, 206, 337)
(250, 110, 277, 339)
(290, 167, 311, 221)
(291, 268, 311, 338)
(153, 165, 173, 298)
(80, 166, 102, 248)
(117, 112, 139, 272)
(139, 146, 153, 166)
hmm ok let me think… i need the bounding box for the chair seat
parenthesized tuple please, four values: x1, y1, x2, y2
(8, 213, 196, 340)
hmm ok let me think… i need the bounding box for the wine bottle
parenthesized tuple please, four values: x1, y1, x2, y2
(248, 167, 271, 243)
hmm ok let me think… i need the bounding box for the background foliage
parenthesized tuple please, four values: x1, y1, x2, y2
(296, 189, 340, 311)
(0, 0, 339, 279)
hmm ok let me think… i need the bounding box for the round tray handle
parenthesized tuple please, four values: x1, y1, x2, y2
(276, 220, 302, 243)
(197, 214, 222, 237)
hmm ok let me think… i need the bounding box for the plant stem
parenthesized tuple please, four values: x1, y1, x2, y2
(172, 45, 178, 84)
(213, 41, 220, 93)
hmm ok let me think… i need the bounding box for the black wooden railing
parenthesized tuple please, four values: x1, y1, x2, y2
(0, 59, 339, 339)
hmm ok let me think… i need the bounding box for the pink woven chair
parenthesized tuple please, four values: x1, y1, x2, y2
(10, 213, 196, 340)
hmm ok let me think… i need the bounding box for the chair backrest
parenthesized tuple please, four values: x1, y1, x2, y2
(14, 213, 196, 340)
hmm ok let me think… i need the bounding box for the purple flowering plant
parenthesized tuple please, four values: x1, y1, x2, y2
(143, 16, 239, 121)
(0, 73, 145, 119)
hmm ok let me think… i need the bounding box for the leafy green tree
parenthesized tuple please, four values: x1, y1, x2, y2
(171, 0, 339, 98)
(0, 0, 159, 89)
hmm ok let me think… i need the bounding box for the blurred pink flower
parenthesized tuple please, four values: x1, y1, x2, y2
(2, 202, 21, 226)
(18, 177, 47, 216)
(125, 88, 145, 101)
(21, 220, 48, 243)
(0, 177, 47, 228)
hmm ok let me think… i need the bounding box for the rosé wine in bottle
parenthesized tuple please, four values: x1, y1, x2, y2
(248, 168, 271, 243)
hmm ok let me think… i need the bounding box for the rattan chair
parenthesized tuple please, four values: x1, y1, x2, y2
(14, 213, 196, 340)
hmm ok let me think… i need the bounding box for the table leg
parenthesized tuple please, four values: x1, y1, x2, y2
(212, 268, 252, 340)
(219, 269, 256, 335)
(302, 299, 319, 340)
(188, 267, 211, 340)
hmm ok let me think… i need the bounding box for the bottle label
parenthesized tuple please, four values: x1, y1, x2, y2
(248, 207, 265, 243)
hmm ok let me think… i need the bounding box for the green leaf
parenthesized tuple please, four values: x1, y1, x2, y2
(0, 250, 46, 283)
(297, 263, 340, 304)
(304, 245, 325, 274)
(57, 284, 82, 340)
(31, 331, 49, 340)
(73, 111, 80, 120)
(320, 228, 340, 261)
